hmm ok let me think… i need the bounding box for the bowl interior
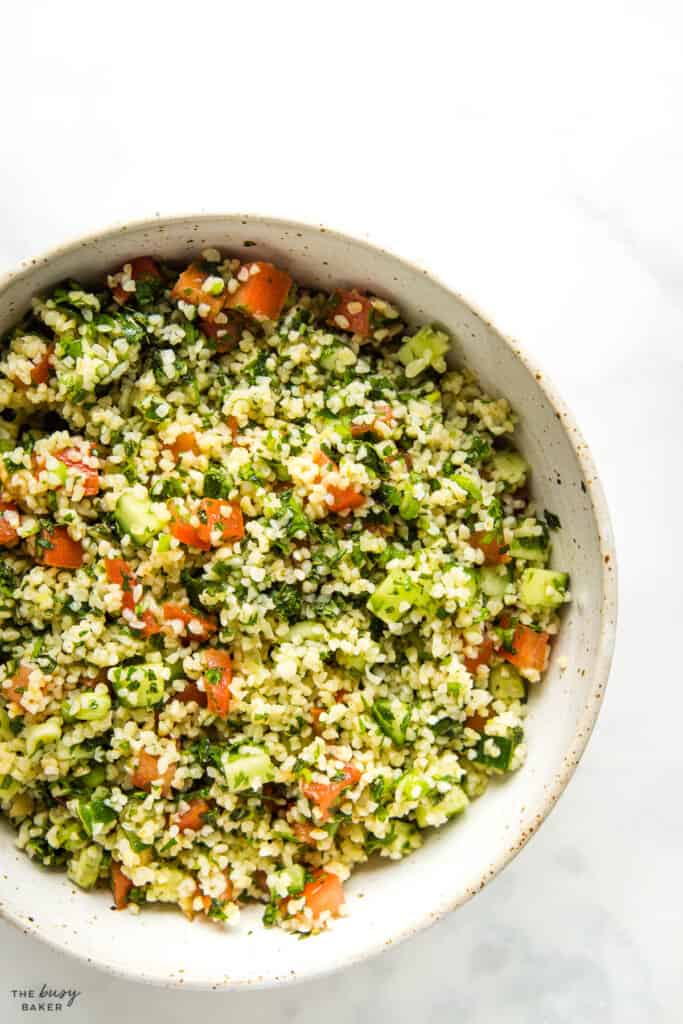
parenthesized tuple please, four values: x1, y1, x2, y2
(0, 215, 616, 988)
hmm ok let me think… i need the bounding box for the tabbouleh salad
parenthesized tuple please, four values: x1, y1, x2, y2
(0, 251, 569, 933)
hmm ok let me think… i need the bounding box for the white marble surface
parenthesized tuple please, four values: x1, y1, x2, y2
(1, 2, 681, 1020)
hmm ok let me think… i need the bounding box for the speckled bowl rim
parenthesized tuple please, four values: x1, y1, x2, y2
(0, 213, 617, 990)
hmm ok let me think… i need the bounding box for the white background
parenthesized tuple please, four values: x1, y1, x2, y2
(1, 2, 681, 1021)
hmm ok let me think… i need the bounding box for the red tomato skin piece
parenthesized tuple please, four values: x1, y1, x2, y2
(224, 262, 292, 320)
(0, 502, 20, 547)
(471, 531, 510, 565)
(111, 862, 133, 909)
(171, 264, 224, 320)
(501, 626, 550, 671)
(39, 526, 84, 569)
(302, 871, 344, 920)
(203, 649, 232, 718)
(464, 637, 494, 674)
(112, 257, 162, 305)
(301, 763, 361, 820)
(104, 557, 137, 611)
(327, 290, 372, 337)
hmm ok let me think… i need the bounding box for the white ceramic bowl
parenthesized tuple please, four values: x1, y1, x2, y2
(0, 214, 617, 989)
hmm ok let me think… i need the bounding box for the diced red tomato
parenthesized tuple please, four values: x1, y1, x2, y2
(464, 711, 490, 732)
(112, 257, 162, 305)
(111, 862, 133, 910)
(311, 707, 324, 734)
(175, 798, 210, 833)
(302, 870, 344, 920)
(226, 415, 239, 442)
(104, 558, 159, 633)
(201, 316, 243, 353)
(167, 432, 198, 459)
(169, 514, 205, 550)
(30, 345, 54, 386)
(38, 526, 84, 569)
(171, 264, 224, 320)
(131, 751, 175, 796)
(4, 663, 32, 704)
(163, 602, 217, 640)
(0, 501, 20, 547)
(224, 262, 292, 321)
(327, 289, 372, 338)
(176, 679, 208, 707)
(301, 763, 361, 821)
(169, 499, 243, 551)
(141, 610, 161, 637)
(253, 869, 269, 893)
(327, 483, 366, 513)
(502, 625, 550, 671)
(105, 557, 137, 612)
(54, 447, 100, 496)
(350, 404, 394, 437)
(203, 649, 232, 719)
(471, 531, 510, 565)
(463, 637, 494, 675)
(196, 498, 244, 547)
(312, 451, 365, 514)
(291, 821, 318, 846)
(220, 874, 234, 902)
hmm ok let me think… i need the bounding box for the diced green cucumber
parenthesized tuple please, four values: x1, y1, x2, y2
(24, 836, 67, 866)
(519, 567, 569, 608)
(221, 745, 275, 792)
(67, 843, 103, 889)
(509, 522, 549, 563)
(286, 621, 327, 644)
(431, 716, 463, 739)
(122, 828, 151, 854)
(397, 325, 450, 378)
(462, 765, 489, 799)
(51, 820, 87, 852)
(394, 770, 431, 805)
(380, 482, 420, 520)
(77, 797, 117, 837)
(371, 697, 410, 746)
(272, 864, 306, 896)
(367, 570, 430, 623)
(489, 664, 526, 702)
(115, 489, 164, 544)
(0, 774, 21, 804)
(78, 764, 106, 789)
(474, 734, 517, 772)
(384, 820, 420, 855)
(370, 820, 420, 857)
(24, 717, 62, 757)
(109, 662, 168, 708)
(491, 449, 528, 488)
(452, 473, 482, 500)
(44, 456, 68, 487)
(415, 784, 469, 827)
(0, 706, 12, 740)
(61, 688, 111, 722)
(479, 564, 511, 598)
